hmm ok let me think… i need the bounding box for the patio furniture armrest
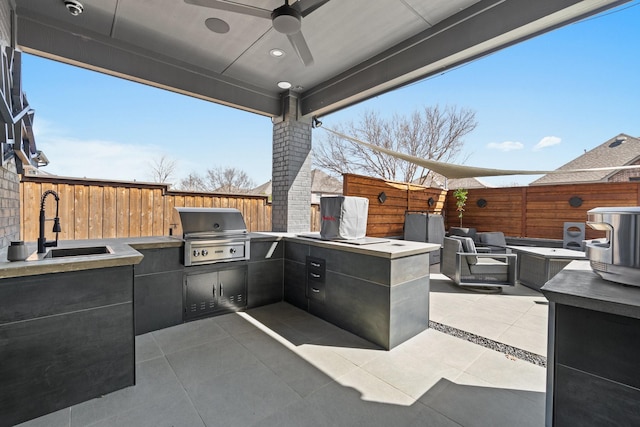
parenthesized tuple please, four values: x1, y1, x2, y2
(476, 246, 492, 253)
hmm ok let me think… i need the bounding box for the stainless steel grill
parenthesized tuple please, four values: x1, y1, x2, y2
(175, 207, 250, 266)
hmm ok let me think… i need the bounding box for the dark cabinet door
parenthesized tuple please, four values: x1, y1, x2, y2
(184, 265, 247, 320)
(185, 271, 219, 319)
(219, 267, 247, 310)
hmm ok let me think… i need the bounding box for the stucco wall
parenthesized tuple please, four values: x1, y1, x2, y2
(0, 2, 21, 249)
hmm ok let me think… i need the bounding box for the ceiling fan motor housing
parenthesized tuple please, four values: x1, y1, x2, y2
(271, 5, 302, 34)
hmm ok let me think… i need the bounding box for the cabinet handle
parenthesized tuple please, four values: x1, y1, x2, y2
(220, 283, 224, 297)
(311, 287, 320, 293)
(310, 273, 321, 278)
(310, 262, 321, 268)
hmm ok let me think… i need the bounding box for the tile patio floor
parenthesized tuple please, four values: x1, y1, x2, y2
(18, 272, 549, 427)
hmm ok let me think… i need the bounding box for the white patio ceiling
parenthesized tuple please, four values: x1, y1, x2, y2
(13, 0, 629, 118)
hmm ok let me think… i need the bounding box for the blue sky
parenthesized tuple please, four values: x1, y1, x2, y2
(23, 1, 640, 187)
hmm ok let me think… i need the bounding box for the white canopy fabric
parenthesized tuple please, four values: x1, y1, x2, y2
(322, 127, 640, 180)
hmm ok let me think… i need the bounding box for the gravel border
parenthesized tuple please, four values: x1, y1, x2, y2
(429, 321, 547, 367)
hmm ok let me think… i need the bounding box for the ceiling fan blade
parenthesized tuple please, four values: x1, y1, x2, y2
(293, 0, 331, 17)
(287, 31, 314, 66)
(184, 0, 272, 19)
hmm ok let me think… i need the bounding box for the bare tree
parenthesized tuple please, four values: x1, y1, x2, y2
(148, 155, 177, 183)
(314, 105, 477, 183)
(178, 173, 208, 192)
(205, 166, 256, 193)
(176, 167, 256, 193)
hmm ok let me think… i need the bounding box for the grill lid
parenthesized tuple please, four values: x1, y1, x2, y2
(175, 207, 248, 238)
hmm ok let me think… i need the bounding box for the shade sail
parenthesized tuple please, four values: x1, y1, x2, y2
(322, 127, 640, 180)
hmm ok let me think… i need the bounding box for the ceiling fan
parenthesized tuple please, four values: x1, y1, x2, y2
(184, 0, 330, 66)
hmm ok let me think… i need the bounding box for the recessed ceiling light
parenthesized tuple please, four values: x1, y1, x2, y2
(277, 81, 292, 89)
(270, 49, 285, 58)
(205, 18, 230, 34)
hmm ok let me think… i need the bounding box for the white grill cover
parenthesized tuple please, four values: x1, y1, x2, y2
(320, 196, 369, 240)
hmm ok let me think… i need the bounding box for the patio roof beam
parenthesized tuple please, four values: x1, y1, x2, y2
(16, 16, 282, 117)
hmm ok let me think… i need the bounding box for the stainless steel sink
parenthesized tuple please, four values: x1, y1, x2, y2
(27, 245, 114, 261)
(44, 246, 113, 258)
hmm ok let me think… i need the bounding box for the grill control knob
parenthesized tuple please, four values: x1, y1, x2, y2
(193, 250, 200, 257)
(230, 247, 237, 254)
(201, 249, 209, 256)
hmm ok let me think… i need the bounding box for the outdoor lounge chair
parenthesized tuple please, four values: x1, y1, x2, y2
(477, 231, 509, 254)
(441, 236, 517, 288)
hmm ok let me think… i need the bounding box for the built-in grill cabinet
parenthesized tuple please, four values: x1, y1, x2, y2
(184, 263, 247, 320)
(306, 256, 326, 303)
(174, 207, 250, 321)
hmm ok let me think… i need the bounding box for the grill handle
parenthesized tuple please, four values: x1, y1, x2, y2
(220, 282, 224, 297)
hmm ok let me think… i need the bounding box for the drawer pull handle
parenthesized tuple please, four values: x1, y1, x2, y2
(311, 288, 320, 293)
(310, 273, 321, 278)
(310, 262, 321, 267)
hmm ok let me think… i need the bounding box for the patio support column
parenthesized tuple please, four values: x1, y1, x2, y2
(271, 91, 312, 232)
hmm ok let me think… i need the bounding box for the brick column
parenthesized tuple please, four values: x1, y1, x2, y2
(0, 2, 21, 250)
(272, 92, 312, 232)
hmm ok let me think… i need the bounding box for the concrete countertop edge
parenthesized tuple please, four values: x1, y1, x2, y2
(541, 260, 640, 320)
(0, 237, 182, 280)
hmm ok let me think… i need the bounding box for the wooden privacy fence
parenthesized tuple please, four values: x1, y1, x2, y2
(343, 174, 447, 237)
(20, 175, 277, 242)
(344, 173, 640, 241)
(23, 174, 640, 243)
(447, 182, 640, 241)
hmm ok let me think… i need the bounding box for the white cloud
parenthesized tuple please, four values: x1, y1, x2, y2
(487, 141, 524, 152)
(37, 136, 166, 182)
(533, 136, 561, 151)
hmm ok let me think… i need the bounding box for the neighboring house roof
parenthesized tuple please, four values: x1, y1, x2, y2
(252, 169, 342, 196)
(414, 173, 490, 189)
(530, 133, 640, 185)
(251, 180, 272, 196)
(311, 169, 343, 194)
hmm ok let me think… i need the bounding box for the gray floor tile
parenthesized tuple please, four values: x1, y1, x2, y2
(419, 377, 545, 427)
(152, 317, 229, 355)
(260, 349, 337, 398)
(361, 350, 462, 399)
(15, 408, 70, 427)
(497, 324, 547, 356)
(305, 380, 425, 427)
(213, 311, 260, 335)
(249, 396, 334, 427)
(166, 336, 260, 388)
(395, 329, 487, 372)
(463, 349, 546, 393)
(187, 362, 302, 427)
(135, 332, 163, 362)
(85, 390, 204, 427)
(70, 357, 183, 427)
(310, 327, 384, 367)
(279, 311, 345, 340)
(233, 326, 297, 360)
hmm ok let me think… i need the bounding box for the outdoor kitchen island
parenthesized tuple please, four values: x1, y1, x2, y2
(262, 233, 439, 350)
(541, 260, 640, 427)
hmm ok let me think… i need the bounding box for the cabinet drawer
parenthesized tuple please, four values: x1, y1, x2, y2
(306, 256, 325, 277)
(306, 256, 326, 303)
(306, 280, 326, 302)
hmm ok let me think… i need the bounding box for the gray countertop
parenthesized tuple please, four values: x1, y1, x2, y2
(280, 232, 439, 259)
(541, 260, 640, 320)
(0, 237, 182, 280)
(1, 233, 436, 279)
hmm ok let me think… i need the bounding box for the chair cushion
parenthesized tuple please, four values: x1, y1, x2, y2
(470, 257, 509, 277)
(451, 236, 478, 265)
(479, 232, 506, 247)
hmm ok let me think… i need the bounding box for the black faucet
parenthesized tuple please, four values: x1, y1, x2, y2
(37, 190, 62, 254)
